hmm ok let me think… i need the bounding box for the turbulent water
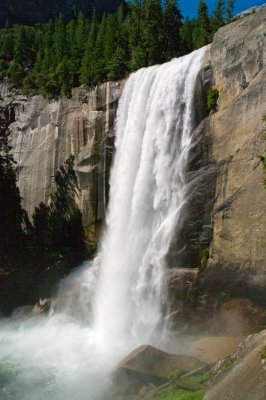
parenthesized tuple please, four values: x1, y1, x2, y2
(0, 47, 206, 400)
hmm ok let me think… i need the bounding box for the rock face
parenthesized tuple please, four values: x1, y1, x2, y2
(0, 82, 123, 247)
(190, 336, 242, 365)
(203, 8, 266, 295)
(204, 330, 266, 400)
(0, 9, 266, 299)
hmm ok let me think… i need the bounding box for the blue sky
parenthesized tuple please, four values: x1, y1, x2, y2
(179, 0, 266, 18)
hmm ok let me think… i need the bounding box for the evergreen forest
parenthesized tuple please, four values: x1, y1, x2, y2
(0, 0, 235, 98)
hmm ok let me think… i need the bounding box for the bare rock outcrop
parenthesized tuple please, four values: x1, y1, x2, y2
(0, 82, 123, 248)
(190, 336, 242, 365)
(204, 330, 266, 400)
(202, 8, 266, 295)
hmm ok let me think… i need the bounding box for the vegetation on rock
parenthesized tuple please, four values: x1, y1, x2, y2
(260, 345, 266, 360)
(198, 248, 209, 272)
(207, 88, 219, 112)
(217, 356, 236, 374)
(152, 387, 205, 399)
(0, 1, 234, 98)
(151, 370, 209, 400)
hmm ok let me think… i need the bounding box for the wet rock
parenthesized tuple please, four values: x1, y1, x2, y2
(30, 298, 51, 316)
(116, 345, 205, 377)
(166, 268, 199, 329)
(112, 345, 206, 397)
(212, 299, 266, 336)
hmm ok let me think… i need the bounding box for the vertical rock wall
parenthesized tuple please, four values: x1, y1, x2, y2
(1, 8, 266, 294)
(0, 82, 123, 247)
(204, 9, 266, 293)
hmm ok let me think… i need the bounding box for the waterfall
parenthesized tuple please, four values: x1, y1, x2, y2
(91, 47, 206, 353)
(0, 47, 206, 400)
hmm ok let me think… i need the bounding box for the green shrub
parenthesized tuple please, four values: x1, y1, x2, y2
(181, 372, 209, 386)
(169, 369, 186, 380)
(199, 248, 209, 272)
(207, 88, 219, 112)
(260, 346, 266, 360)
(152, 371, 209, 400)
(218, 356, 236, 374)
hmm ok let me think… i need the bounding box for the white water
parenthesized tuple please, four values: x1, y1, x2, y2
(0, 47, 206, 400)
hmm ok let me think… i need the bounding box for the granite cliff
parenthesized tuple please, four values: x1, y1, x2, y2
(0, 81, 123, 249)
(0, 8, 266, 301)
(203, 7, 266, 299)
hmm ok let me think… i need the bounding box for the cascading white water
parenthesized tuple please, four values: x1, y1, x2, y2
(0, 47, 206, 400)
(91, 46, 206, 354)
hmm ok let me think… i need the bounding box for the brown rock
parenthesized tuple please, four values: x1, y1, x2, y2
(113, 345, 206, 397)
(190, 336, 242, 364)
(117, 345, 205, 378)
(204, 330, 266, 400)
(205, 7, 266, 292)
(215, 299, 266, 335)
(30, 298, 51, 316)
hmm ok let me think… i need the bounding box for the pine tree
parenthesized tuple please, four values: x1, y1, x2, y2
(13, 26, 27, 66)
(180, 17, 195, 53)
(128, 0, 144, 70)
(90, 13, 107, 84)
(75, 11, 88, 51)
(7, 61, 25, 87)
(104, 14, 117, 73)
(67, 13, 88, 87)
(211, 0, 225, 35)
(226, 0, 235, 22)
(106, 5, 129, 80)
(53, 14, 66, 66)
(163, 0, 183, 61)
(0, 26, 14, 63)
(141, 0, 164, 66)
(80, 9, 98, 85)
(56, 56, 71, 96)
(193, 0, 211, 49)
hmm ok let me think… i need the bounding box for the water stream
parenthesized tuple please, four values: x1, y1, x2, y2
(0, 47, 206, 400)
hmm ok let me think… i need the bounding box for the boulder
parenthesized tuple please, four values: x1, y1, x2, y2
(113, 345, 206, 396)
(117, 345, 205, 377)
